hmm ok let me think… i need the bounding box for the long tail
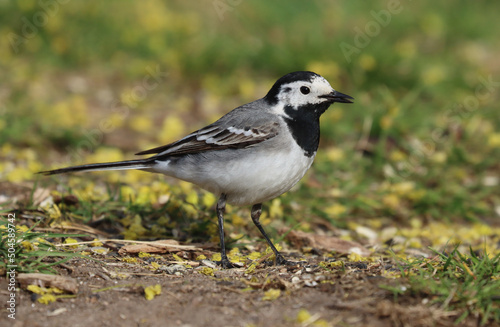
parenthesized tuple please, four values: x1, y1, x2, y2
(38, 159, 154, 176)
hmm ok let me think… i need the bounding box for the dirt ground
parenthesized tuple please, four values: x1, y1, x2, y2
(1, 252, 490, 327)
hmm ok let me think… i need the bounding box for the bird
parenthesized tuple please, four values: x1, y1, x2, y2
(39, 71, 353, 268)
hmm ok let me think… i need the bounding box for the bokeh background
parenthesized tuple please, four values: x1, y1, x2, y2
(1, 1, 499, 248)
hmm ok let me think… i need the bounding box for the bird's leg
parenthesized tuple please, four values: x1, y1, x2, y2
(251, 204, 288, 265)
(216, 194, 235, 269)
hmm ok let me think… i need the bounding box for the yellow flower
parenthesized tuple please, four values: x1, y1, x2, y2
(269, 199, 283, 218)
(211, 253, 221, 262)
(88, 147, 124, 164)
(296, 309, 312, 323)
(123, 215, 148, 239)
(172, 254, 185, 262)
(51, 36, 67, 55)
(28, 160, 42, 173)
(408, 237, 422, 248)
(124, 170, 143, 184)
(38, 294, 57, 304)
(120, 185, 136, 201)
(380, 115, 393, 130)
(245, 263, 257, 274)
(42, 96, 88, 128)
(198, 267, 215, 277)
(325, 147, 344, 162)
(408, 189, 426, 201)
(27, 285, 44, 294)
(202, 192, 217, 208)
(6, 167, 31, 182)
(391, 182, 415, 196)
(91, 239, 103, 247)
(306, 61, 340, 80)
(389, 150, 407, 162)
(348, 252, 368, 262)
(324, 107, 343, 122)
(395, 39, 416, 59)
(150, 262, 160, 270)
(410, 218, 422, 229)
(158, 115, 185, 144)
(247, 252, 262, 260)
(91, 248, 109, 255)
(359, 54, 376, 71)
(63, 238, 79, 249)
(136, 186, 154, 205)
(21, 241, 35, 251)
(17, 225, 29, 233)
(382, 194, 400, 210)
(185, 190, 199, 206)
(129, 115, 152, 133)
(238, 78, 256, 100)
(178, 181, 193, 193)
(43, 203, 62, 220)
(1, 143, 13, 156)
(144, 284, 161, 301)
(421, 13, 444, 37)
(27, 284, 63, 304)
(121, 257, 138, 263)
(431, 151, 447, 163)
(328, 261, 344, 267)
(421, 65, 447, 86)
(324, 204, 347, 217)
(488, 133, 500, 147)
(262, 289, 281, 301)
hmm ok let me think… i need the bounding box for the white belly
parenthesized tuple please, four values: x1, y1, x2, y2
(152, 141, 315, 206)
(211, 146, 315, 205)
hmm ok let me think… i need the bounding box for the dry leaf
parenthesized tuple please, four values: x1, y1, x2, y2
(286, 230, 370, 257)
(118, 239, 198, 255)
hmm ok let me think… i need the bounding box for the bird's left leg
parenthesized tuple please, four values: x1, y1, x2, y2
(250, 203, 288, 265)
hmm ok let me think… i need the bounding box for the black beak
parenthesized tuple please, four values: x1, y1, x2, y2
(320, 91, 354, 104)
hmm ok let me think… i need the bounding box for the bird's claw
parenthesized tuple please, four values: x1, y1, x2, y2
(217, 257, 237, 269)
(275, 254, 298, 266)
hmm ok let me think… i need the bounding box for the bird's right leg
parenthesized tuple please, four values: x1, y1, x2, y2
(216, 194, 235, 269)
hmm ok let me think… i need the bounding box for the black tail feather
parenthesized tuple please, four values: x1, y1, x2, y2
(38, 159, 153, 176)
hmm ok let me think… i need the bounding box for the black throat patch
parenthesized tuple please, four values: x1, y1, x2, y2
(283, 103, 330, 157)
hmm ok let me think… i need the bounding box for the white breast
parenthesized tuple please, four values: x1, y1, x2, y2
(214, 142, 315, 205)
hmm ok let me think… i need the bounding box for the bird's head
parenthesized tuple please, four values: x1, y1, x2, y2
(264, 71, 353, 115)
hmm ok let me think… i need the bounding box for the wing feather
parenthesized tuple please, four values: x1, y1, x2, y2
(135, 121, 279, 158)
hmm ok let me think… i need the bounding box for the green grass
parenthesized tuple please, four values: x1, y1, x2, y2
(0, 214, 87, 274)
(386, 246, 500, 325)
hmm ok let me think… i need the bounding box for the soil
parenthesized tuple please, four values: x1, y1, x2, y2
(0, 253, 487, 327)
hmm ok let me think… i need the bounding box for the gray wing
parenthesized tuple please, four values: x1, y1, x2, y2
(136, 101, 280, 158)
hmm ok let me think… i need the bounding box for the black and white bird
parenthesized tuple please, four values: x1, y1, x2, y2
(40, 71, 353, 268)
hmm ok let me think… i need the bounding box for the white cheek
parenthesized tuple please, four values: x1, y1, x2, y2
(286, 92, 306, 106)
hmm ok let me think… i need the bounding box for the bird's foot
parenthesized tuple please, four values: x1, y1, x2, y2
(217, 256, 237, 269)
(275, 254, 297, 266)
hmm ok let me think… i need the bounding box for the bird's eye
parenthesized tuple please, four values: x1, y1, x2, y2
(300, 86, 310, 95)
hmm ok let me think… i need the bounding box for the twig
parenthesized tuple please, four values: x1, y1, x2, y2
(55, 239, 201, 250)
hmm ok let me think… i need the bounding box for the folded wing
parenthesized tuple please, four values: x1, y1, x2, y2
(136, 121, 280, 158)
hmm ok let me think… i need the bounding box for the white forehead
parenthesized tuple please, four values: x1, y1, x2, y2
(297, 75, 332, 92)
(276, 75, 334, 106)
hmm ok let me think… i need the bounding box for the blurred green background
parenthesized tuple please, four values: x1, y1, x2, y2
(1, 0, 499, 233)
